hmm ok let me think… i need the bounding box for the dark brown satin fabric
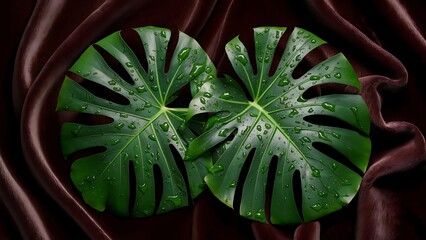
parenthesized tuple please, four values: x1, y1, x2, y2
(2, 0, 426, 239)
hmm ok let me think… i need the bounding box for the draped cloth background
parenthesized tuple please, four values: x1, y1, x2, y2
(1, 0, 426, 239)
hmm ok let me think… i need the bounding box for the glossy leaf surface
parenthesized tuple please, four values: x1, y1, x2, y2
(57, 26, 215, 217)
(186, 27, 371, 224)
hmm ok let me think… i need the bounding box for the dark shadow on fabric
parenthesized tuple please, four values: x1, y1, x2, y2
(370, 125, 414, 152)
(374, 162, 426, 189)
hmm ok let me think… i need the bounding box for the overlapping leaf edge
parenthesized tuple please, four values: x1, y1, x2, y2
(57, 26, 371, 224)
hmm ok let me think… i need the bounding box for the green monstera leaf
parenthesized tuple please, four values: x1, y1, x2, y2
(186, 27, 371, 224)
(57, 26, 215, 217)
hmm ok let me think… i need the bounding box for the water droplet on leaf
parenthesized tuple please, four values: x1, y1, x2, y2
(178, 48, 191, 64)
(167, 195, 182, 207)
(189, 64, 205, 79)
(294, 126, 302, 133)
(84, 175, 96, 183)
(289, 109, 299, 118)
(218, 128, 229, 137)
(236, 54, 248, 66)
(137, 85, 146, 93)
(321, 102, 335, 112)
(80, 104, 88, 111)
(160, 122, 169, 132)
(114, 122, 125, 130)
(311, 167, 321, 177)
(209, 164, 224, 174)
(318, 131, 331, 142)
(318, 191, 328, 197)
(220, 92, 233, 100)
(203, 92, 212, 98)
(334, 73, 341, 79)
(139, 183, 148, 194)
(310, 75, 320, 80)
(250, 112, 258, 117)
(331, 132, 341, 139)
(311, 204, 322, 211)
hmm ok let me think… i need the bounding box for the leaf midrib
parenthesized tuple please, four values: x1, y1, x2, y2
(249, 101, 307, 166)
(96, 106, 185, 183)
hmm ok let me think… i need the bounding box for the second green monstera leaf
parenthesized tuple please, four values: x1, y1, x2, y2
(57, 26, 215, 217)
(186, 27, 371, 224)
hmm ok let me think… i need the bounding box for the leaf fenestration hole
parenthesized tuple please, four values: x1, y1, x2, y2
(292, 169, 304, 222)
(66, 146, 106, 162)
(169, 145, 191, 203)
(60, 111, 114, 126)
(93, 44, 135, 86)
(128, 160, 136, 215)
(67, 71, 131, 106)
(291, 45, 329, 80)
(165, 83, 191, 108)
(301, 85, 322, 100)
(302, 83, 359, 100)
(153, 164, 163, 214)
(304, 115, 360, 134)
(236, 30, 257, 76)
(225, 129, 238, 142)
(312, 142, 363, 176)
(265, 155, 278, 223)
(234, 148, 256, 210)
(120, 28, 148, 73)
(268, 28, 289, 77)
(164, 28, 179, 73)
